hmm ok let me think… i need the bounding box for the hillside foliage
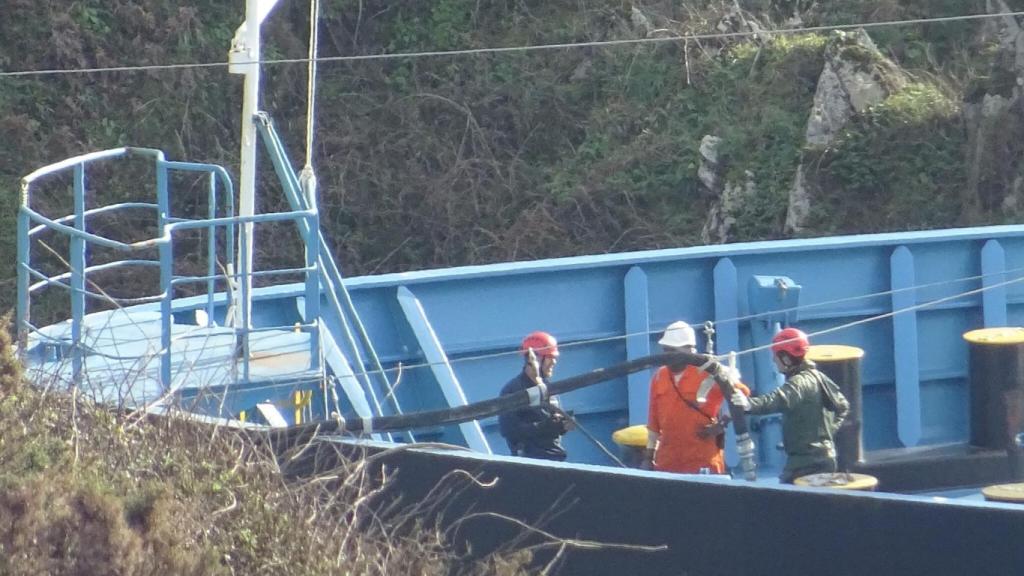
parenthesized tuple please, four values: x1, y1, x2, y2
(2, 0, 1024, 306)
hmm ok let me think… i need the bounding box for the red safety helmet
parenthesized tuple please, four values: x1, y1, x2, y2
(521, 331, 560, 359)
(771, 328, 810, 358)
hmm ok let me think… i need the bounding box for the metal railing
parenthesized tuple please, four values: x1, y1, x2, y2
(254, 114, 400, 417)
(17, 146, 321, 391)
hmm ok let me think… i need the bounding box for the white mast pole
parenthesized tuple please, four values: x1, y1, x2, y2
(229, 0, 281, 337)
(238, 0, 260, 337)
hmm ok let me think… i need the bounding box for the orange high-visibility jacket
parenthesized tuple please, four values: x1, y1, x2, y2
(647, 365, 750, 474)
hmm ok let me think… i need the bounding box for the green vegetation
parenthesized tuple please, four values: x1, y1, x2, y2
(2, 0, 1024, 298)
(813, 83, 965, 232)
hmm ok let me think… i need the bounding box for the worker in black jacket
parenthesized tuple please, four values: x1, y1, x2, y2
(499, 331, 574, 461)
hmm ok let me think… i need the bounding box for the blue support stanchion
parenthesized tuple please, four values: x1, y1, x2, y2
(624, 265, 651, 425)
(981, 240, 1007, 328)
(206, 173, 218, 326)
(71, 164, 87, 384)
(397, 286, 490, 453)
(157, 162, 173, 391)
(302, 182, 321, 371)
(891, 246, 922, 447)
(16, 206, 29, 350)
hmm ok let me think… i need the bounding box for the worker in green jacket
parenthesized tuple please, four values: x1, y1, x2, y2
(731, 328, 850, 483)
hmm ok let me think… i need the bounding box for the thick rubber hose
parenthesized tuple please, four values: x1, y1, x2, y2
(271, 350, 756, 479)
(705, 367, 757, 480)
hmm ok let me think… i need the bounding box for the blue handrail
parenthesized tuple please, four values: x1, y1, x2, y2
(17, 147, 322, 394)
(254, 114, 398, 418)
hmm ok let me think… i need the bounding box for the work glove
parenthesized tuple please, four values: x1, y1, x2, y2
(557, 412, 577, 433)
(730, 391, 751, 412)
(697, 415, 731, 439)
(537, 413, 573, 436)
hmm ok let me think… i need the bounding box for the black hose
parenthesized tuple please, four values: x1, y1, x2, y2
(707, 365, 757, 481)
(271, 350, 756, 479)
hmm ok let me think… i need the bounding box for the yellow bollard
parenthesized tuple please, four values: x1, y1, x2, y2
(794, 472, 879, 491)
(611, 424, 649, 468)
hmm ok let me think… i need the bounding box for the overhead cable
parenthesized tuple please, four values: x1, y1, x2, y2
(343, 269, 1024, 378)
(1, 10, 1022, 78)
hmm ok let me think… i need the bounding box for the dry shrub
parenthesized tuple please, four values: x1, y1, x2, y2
(0, 477, 146, 576)
(0, 475, 225, 576)
(0, 373, 532, 575)
(0, 313, 22, 395)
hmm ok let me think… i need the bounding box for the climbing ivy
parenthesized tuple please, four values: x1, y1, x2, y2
(814, 84, 964, 232)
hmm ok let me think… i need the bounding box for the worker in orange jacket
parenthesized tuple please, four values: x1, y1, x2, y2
(641, 321, 750, 474)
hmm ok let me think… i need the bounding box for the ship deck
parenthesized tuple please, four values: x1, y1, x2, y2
(26, 307, 318, 409)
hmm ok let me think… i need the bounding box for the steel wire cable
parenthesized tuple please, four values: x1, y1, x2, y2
(1, 11, 1022, 78)
(34, 267, 1024, 377)
(341, 266, 1024, 381)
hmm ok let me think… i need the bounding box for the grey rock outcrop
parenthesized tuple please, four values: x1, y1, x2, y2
(702, 170, 757, 244)
(803, 36, 888, 147)
(962, 2, 1024, 223)
(698, 135, 724, 194)
(698, 133, 763, 244)
(785, 30, 906, 233)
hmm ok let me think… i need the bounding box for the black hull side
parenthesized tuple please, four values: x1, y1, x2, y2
(288, 441, 1024, 576)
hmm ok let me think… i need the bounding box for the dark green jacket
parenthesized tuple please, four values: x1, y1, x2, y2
(747, 361, 850, 475)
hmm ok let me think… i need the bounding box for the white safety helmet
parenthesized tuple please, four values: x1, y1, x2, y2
(658, 320, 696, 349)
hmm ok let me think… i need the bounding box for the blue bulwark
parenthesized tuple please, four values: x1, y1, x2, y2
(624, 266, 651, 425)
(982, 240, 1008, 327)
(397, 286, 491, 453)
(891, 246, 922, 447)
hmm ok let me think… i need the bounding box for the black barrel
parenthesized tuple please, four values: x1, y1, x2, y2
(963, 328, 1024, 452)
(806, 344, 864, 471)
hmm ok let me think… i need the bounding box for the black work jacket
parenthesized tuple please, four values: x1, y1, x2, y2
(498, 372, 567, 461)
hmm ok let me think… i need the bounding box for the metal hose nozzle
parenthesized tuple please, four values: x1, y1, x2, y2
(736, 433, 757, 481)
